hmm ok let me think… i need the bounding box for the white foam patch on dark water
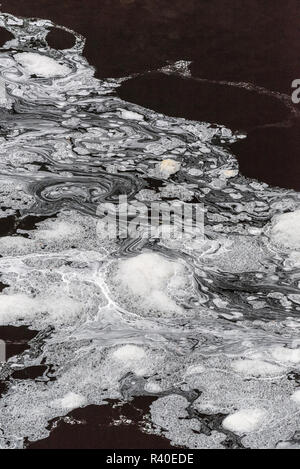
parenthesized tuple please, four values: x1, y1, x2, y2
(14, 52, 71, 77)
(269, 209, 300, 250)
(0, 12, 299, 449)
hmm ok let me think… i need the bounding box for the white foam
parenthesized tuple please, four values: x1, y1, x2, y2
(271, 346, 300, 364)
(0, 78, 12, 108)
(284, 251, 300, 268)
(34, 220, 84, 242)
(0, 291, 82, 326)
(276, 441, 300, 449)
(1, 10, 300, 450)
(112, 344, 146, 361)
(14, 52, 71, 78)
(222, 408, 266, 433)
(290, 390, 300, 405)
(115, 252, 186, 314)
(221, 169, 239, 179)
(50, 392, 87, 410)
(231, 359, 284, 377)
(270, 210, 300, 250)
(0, 236, 33, 254)
(144, 381, 162, 393)
(120, 110, 144, 121)
(157, 159, 181, 178)
(111, 345, 150, 377)
(185, 364, 206, 376)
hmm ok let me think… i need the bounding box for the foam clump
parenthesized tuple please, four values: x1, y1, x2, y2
(276, 441, 300, 449)
(0, 291, 82, 326)
(110, 344, 154, 377)
(231, 359, 284, 377)
(14, 52, 71, 78)
(33, 219, 84, 242)
(144, 381, 162, 393)
(284, 251, 300, 268)
(0, 236, 34, 255)
(157, 159, 181, 178)
(185, 364, 206, 376)
(114, 252, 187, 315)
(290, 390, 300, 405)
(119, 109, 144, 121)
(222, 408, 266, 433)
(1, 9, 300, 450)
(50, 392, 87, 410)
(0, 294, 39, 325)
(271, 346, 300, 364)
(112, 344, 146, 361)
(270, 210, 300, 250)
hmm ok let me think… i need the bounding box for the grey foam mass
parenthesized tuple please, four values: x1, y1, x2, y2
(0, 12, 299, 449)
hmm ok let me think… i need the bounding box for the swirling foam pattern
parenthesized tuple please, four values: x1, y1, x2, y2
(0, 12, 299, 449)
